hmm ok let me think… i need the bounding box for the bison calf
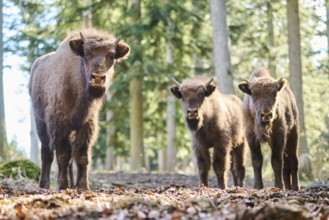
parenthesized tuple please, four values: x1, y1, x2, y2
(238, 68, 299, 191)
(29, 29, 130, 190)
(170, 76, 246, 189)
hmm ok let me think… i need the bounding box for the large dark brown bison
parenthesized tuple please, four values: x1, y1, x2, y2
(170, 76, 246, 189)
(29, 29, 130, 190)
(238, 68, 299, 191)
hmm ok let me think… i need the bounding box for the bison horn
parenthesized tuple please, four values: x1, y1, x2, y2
(171, 77, 181, 87)
(206, 77, 214, 86)
(114, 36, 122, 47)
(80, 32, 86, 43)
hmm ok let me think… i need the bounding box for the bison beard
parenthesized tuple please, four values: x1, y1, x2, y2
(186, 118, 202, 131)
(88, 85, 106, 98)
(29, 28, 130, 190)
(255, 122, 273, 142)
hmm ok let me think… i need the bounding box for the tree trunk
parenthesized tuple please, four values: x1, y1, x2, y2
(30, 105, 39, 165)
(83, 0, 92, 28)
(28, 47, 39, 166)
(326, 0, 329, 57)
(129, 0, 144, 171)
(158, 147, 166, 172)
(192, 1, 203, 76)
(130, 76, 144, 171)
(267, 1, 277, 78)
(193, 54, 203, 75)
(166, 94, 176, 172)
(105, 92, 115, 170)
(157, 93, 166, 172)
(210, 0, 234, 94)
(0, 0, 8, 162)
(166, 21, 177, 172)
(287, 0, 312, 179)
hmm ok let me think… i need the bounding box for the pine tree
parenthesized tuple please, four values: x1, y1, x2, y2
(0, 0, 8, 161)
(210, 0, 234, 94)
(129, 0, 144, 171)
(165, 18, 176, 172)
(287, 0, 312, 179)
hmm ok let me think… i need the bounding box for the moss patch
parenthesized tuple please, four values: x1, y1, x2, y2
(0, 159, 40, 181)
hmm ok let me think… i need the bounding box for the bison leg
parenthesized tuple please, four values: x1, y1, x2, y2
(271, 137, 285, 189)
(40, 146, 54, 189)
(230, 151, 238, 186)
(247, 134, 264, 189)
(55, 136, 72, 190)
(36, 120, 53, 189)
(247, 134, 263, 189)
(213, 145, 230, 189)
(271, 153, 284, 189)
(290, 154, 299, 191)
(231, 142, 246, 187)
(73, 119, 97, 190)
(283, 153, 292, 190)
(193, 145, 211, 187)
(286, 126, 300, 191)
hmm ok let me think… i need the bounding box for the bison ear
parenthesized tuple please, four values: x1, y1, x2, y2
(277, 78, 287, 92)
(69, 39, 84, 57)
(205, 82, 216, 97)
(238, 81, 251, 95)
(115, 42, 130, 61)
(170, 86, 182, 99)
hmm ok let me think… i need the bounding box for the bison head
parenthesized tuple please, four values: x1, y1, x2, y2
(69, 32, 130, 97)
(170, 77, 216, 131)
(238, 77, 286, 129)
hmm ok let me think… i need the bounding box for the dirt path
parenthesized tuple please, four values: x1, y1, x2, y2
(0, 172, 328, 219)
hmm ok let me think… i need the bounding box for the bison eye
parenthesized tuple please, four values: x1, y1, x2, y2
(83, 51, 88, 58)
(108, 53, 115, 60)
(251, 94, 257, 100)
(198, 92, 204, 99)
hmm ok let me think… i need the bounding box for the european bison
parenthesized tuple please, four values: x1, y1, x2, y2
(29, 29, 130, 190)
(170, 76, 246, 189)
(238, 68, 299, 191)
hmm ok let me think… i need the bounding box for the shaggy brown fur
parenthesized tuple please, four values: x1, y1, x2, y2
(238, 68, 299, 191)
(171, 76, 246, 189)
(29, 28, 130, 190)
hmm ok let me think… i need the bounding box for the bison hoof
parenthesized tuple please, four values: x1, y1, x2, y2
(274, 183, 284, 190)
(77, 186, 90, 191)
(254, 183, 264, 189)
(76, 182, 90, 191)
(39, 181, 50, 189)
(292, 185, 300, 191)
(58, 185, 69, 191)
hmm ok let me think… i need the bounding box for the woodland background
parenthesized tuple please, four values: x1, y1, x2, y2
(0, 0, 328, 185)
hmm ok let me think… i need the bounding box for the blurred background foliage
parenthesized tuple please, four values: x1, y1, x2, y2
(1, 0, 328, 184)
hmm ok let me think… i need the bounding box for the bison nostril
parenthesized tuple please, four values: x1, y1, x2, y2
(261, 111, 273, 121)
(261, 111, 272, 116)
(187, 109, 198, 118)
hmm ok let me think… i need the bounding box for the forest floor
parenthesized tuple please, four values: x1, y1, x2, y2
(0, 172, 328, 219)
